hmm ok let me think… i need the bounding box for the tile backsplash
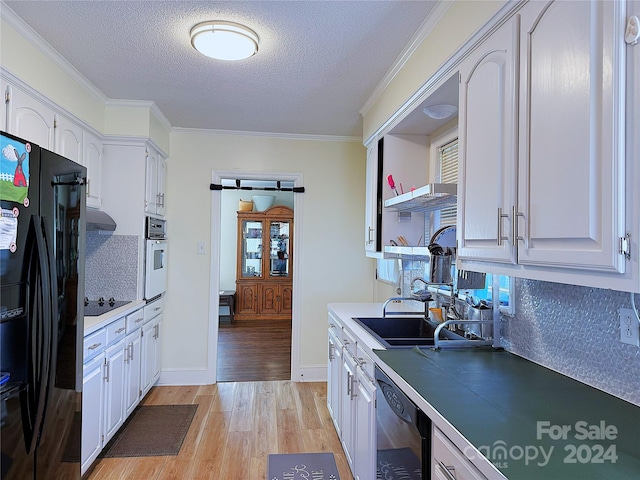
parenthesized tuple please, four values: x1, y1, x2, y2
(502, 278, 640, 407)
(85, 232, 138, 300)
(400, 261, 640, 406)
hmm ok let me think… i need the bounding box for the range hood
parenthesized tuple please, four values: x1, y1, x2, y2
(85, 209, 117, 232)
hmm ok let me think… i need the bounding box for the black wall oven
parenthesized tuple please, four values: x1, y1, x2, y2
(375, 365, 431, 480)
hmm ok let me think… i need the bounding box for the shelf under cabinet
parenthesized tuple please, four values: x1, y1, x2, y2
(384, 183, 457, 213)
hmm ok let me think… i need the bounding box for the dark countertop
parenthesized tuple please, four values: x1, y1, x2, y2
(374, 348, 640, 480)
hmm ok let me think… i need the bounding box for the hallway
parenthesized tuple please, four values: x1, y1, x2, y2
(217, 319, 292, 382)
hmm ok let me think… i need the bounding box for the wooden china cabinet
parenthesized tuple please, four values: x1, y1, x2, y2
(235, 206, 293, 320)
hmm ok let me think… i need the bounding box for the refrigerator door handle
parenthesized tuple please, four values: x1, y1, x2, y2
(22, 216, 58, 453)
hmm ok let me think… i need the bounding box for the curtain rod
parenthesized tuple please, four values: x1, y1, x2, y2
(210, 180, 304, 193)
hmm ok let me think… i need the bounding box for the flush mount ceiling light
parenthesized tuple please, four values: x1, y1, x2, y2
(190, 21, 259, 61)
(423, 104, 458, 120)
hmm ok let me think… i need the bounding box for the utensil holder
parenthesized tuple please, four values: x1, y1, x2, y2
(429, 253, 453, 284)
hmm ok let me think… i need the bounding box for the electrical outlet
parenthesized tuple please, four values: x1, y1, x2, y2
(619, 308, 640, 346)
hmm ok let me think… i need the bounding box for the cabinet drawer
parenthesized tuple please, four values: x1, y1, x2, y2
(83, 329, 107, 362)
(105, 317, 127, 346)
(356, 344, 374, 381)
(144, 298, 164, 322)
(433, 427, 486, 480)
(341, 328, 357, 356)
(126, 308, 145, 331)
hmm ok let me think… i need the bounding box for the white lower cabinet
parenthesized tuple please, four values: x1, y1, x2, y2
(327, 324, 343, 436)
(353, 364, 376, 480)
(81, 307, 146, 475)
(327, 312, 377, 480)
(124, 329, 142, 417)
(81, 353, 104, 475)
(141, 299, 163, 398)
(103, 337, 127, 445)
(433, 426, 487, 480)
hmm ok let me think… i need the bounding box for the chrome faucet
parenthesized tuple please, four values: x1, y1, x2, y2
(410, 277, 429, 290)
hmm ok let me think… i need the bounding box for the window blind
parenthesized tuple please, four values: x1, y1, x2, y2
(438, 138, 458, 226)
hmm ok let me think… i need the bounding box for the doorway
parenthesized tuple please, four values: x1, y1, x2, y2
(212, 175, 297, 382)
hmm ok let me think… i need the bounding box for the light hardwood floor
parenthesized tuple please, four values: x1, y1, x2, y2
(86, 381, 353, 480)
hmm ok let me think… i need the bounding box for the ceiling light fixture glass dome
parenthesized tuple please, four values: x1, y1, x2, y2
(190, 21, 259, 61)
(422, 104, 458, 120)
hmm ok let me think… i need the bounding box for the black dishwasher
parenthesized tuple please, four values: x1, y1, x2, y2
(375, 365, 431, 479)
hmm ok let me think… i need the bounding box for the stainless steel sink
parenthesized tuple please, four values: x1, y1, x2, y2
(352, 316, 461, 348)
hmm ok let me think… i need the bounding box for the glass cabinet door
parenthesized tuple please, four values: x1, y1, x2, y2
(241, 220, 263, 278)
(269, 220, 290, 278)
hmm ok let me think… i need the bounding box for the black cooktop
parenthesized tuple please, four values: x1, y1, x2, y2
(84, 297, 132, 317)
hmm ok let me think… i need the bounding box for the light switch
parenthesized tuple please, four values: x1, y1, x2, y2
(197, 241, 206, 255)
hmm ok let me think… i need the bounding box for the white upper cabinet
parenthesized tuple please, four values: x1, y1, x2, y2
(83, 129, 103, 209)
(55, 113, 83, 164)
(458, 0, 631, 290)
(145, 145, 167, 217)
(5, 85, 55, 149)
(458, 16, 518, 264)
(517, 0, 625, 273)
(364, 138, 380, 255)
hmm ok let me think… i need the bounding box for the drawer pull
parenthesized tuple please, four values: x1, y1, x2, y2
(437, 461, 457, 480)
(87, 342, 102, 351)
(135, 317, 144, 323)
(115, 327, 126, 334)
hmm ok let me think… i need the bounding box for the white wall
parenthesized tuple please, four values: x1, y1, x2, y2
(163, 131, 376, 379)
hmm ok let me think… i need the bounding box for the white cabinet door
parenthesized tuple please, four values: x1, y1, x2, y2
(83, 130, 103, 209)
(457, 17, 518, 264)
(81, 354, 104, 476)
(6, 86, 55, 149)
(55, 114, 83, 164)
(353, 368, 376, 480)
(124, 329, 142, 417)
(327, 326, 343, 435)
(103, 338, 126, 444)
(156, 156, 166, 216)
(145, 146, 158, 215)
(0, 78, 7, 132)
(516, 0, 626, 273)
(141, 315, 162, 397)
(364, 139, 379, 254)
(340, 350, 357, 470)
(144, 146, 167, 216)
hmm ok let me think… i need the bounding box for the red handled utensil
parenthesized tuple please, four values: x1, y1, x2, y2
(387, 174, 399, 195)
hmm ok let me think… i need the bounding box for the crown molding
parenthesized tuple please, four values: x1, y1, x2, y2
(171, 126, 361, 143)
(106, 99, 173, 132)
(1, 1, 108, 105)
(359, 0, 452, 118)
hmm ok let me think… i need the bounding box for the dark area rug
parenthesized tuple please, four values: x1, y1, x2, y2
(376, 447, 422, 479)
(267, 452, 340, 480)
(100, 404, 197, 458)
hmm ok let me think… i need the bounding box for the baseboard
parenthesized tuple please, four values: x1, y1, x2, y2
(291, 364, 327, 383)
(158, 368, 213, 386)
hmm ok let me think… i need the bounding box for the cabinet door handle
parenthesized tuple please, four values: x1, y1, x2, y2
(86, 178, 90, 197)
(437, 461, 457, 480)
(512, 205, 525, 246)
(367, 226, 375, 244)
(346, 371, 352, 396)
(103, 360, 110, 381)
(497, 207, 510, 245)
(350, 375, 357, 400)
(328, 342, 335, 361)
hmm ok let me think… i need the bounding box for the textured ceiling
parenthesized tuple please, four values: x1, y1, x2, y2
(4, 0, 439, 138)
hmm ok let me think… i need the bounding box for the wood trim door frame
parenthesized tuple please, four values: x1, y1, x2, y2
(208, 170, 303, 383)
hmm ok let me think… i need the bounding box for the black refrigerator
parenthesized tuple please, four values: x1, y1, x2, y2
(1, 131, 86, 479)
